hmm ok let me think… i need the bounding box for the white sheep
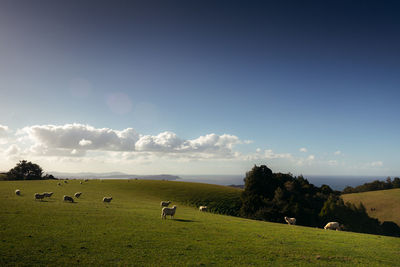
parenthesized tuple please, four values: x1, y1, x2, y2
(103, 197, 112, 203)
(324, 222, 341, 231)
(160, 201, 171, 207)
(74, 192, 82, 198)
(34, 193, 45, 201)
(199, 206, 208, 212)
(284, 216, 296, 225)
(15, 189, 21, 196)
(161, 205, 177, 219)
(63, 195, 74, 202)
(79, 181, 82, 184)
(43, 192, 53, 198)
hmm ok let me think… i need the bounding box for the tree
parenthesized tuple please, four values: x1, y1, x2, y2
(7, 160, 43, 180)
(240, 165, 278, 218)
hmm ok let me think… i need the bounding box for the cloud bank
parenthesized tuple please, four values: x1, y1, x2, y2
(16, 123, 242, 159)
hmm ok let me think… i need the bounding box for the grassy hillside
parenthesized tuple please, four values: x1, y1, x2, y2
(342, 188, 400, 225)
(0, 180, 399, 266)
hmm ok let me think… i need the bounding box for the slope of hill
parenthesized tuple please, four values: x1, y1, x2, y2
(342, 188, 400, 225)
(0, 180, 399, 266)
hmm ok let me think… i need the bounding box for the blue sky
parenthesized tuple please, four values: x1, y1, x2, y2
(0, 0, 399, 176)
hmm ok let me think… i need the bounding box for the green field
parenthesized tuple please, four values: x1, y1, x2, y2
(342, 188, 400, 226)
(1, 180, 399, 266)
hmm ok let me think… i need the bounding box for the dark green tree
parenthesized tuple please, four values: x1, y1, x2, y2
(7, 160, 43, 180)
(240, 165, 278, 218)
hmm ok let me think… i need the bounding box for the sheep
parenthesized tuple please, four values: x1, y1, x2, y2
(34, 193, 45, 201)
(63, 195, 74, 203)
(161, 205, 177, 219)
(284, 216, 296, 225)
(64, 180, 68, 184)
(160, 201, 171, 207)
(199, 206, 208, 212)
(103, 197, 112, 203)
(324, 222, 341, 231)
(74, 192, 82, 198)
(57, 182, 61, 186)
(43, 192, 53, 198)
(84, 179, 89, 182)
(80, 181, 82, 184)
(15, 189, 21, 196)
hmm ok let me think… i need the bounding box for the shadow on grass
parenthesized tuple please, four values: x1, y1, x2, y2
(173, 219, 196, 223)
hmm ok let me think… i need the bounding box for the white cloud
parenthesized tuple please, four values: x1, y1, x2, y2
(0, 124, 10, 144)
(264, 149, 292, 159)
(299, 147, 307, 152)
(370, 161, 383, 167)
(296, 154, 315, 166)
(17, 123, 243, 159)
(79, 139, 92, 147)
(0, 124, 9, 137)
(22, 123, 139, 152)
(334, 150, 341, 155)
(135, 131, 183, 152)
(5, 144, 20, 156)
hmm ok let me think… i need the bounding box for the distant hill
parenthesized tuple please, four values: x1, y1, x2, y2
(48, 171, 181, 181)
(342, 188, 400, 225)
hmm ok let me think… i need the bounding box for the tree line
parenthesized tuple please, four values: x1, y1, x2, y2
(240, 165, 400, 237)
(342, 177, 400, 194)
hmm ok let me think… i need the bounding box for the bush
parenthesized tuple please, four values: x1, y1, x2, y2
(6, 160, 44, 180)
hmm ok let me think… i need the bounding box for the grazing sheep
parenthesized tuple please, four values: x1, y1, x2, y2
(34, 193, 45, 201)
(199, 206, 208, 212)
(103, 197, 112, 203)
(79, 181, 82, 184)
(324, 222, 341, 231)
(63, 195, 74, 203)
(161, 205, 177, 219)
(284, 216, 296, 225)
(57, 182, 61, 186)
(15, 189, 21, 196)
(43, 192, 53, 198)
(160, 201, 171, 207)
(64, 180, 68, 184)
(74, 192, 82, 198)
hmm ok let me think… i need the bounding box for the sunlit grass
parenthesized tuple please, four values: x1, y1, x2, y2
(0, 179, 399, 266)
(342, 188, 400, 225)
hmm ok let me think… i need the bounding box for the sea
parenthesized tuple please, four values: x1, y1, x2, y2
(179, 175, 391, 191)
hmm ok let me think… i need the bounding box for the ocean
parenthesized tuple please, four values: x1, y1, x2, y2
(179, 175, 390, 191)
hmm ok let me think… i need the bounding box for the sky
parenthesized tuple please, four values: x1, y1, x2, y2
(0, 0, 399, 176)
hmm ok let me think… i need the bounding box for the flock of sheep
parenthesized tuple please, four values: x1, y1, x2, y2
(14, 179, 113, 204)
(284, 216, 342, 231)
(14, 181, 341, 230)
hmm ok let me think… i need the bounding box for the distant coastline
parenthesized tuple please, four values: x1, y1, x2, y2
(46, 171, 394, 191)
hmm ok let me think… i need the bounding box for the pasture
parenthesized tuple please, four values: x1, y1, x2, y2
(0, 179, 399, 266)
(342, 188, 400, 225)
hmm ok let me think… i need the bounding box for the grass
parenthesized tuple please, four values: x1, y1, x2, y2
(0, 179, 399, 266)
(342, 188, 400, 225)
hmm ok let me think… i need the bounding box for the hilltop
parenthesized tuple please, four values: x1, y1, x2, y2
(342, 188, 400, 226)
